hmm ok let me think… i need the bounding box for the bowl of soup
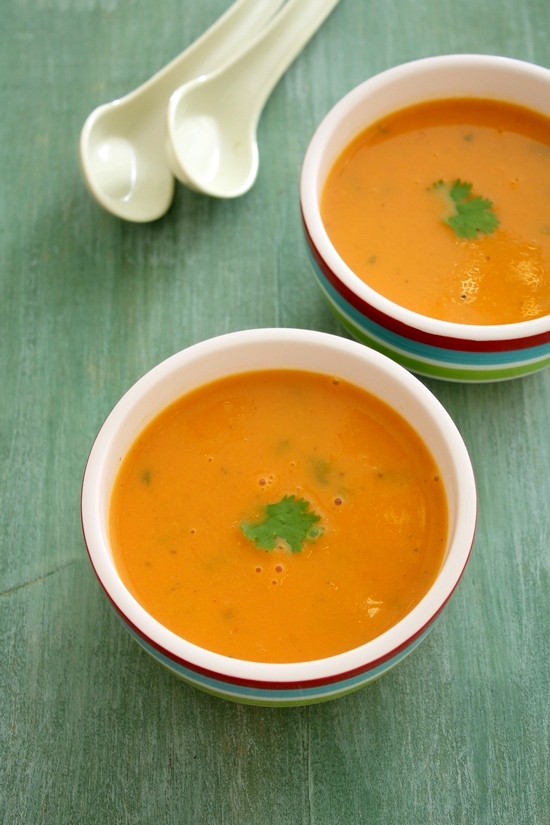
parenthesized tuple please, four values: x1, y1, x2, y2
(300, 54, 550, 382)
(81, 328, 476, 705)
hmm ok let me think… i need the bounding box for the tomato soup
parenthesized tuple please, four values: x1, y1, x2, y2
(321, 98, 550, 325)
(110, 370, 448, 663)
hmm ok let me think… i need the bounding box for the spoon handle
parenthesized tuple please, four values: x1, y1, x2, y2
(227, 0, 342, 113)
(124, 0, 287, 105)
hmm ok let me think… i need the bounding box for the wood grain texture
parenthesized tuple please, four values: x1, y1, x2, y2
(1, 0, 549, 823)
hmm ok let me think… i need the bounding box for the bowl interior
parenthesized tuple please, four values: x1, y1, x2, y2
(81, 329, 476, 682)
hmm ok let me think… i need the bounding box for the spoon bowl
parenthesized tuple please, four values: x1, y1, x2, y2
(166, 0, 341, 198)
(79, 0, 285, 221)
(166, 77, 259, 197)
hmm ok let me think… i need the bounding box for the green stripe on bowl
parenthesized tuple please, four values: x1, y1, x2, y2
(331, 304, 550, 382)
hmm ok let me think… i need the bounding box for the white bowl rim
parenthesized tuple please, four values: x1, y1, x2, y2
(81, 328, 477, 685)
(300, 53, 550, 345)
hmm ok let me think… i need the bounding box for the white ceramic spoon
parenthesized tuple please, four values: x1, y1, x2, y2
(166, 0, 341, 198)
(79, 0, 285, 222)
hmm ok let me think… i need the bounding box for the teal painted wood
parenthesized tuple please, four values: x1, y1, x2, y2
(1, 0, 549, 823)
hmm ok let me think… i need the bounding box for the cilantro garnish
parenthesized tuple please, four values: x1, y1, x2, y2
(240, 495, 323, 554)
(432, 179, 499, 239)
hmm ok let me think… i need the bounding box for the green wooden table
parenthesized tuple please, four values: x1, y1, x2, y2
(2, 1, 549, 822)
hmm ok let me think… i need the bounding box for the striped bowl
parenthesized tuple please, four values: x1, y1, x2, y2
(300, 54, 550, 382)
(81, 329, 477, 705)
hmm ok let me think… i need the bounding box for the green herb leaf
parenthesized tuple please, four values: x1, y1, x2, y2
(241, 495, 323, 554)
(432, 179, 500, 239)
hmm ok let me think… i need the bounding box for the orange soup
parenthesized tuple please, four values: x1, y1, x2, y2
(110, 370, 448, 663)
(321, 98, 550, 325)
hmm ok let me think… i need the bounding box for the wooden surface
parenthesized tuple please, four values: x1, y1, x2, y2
(1, 0, 549, 822)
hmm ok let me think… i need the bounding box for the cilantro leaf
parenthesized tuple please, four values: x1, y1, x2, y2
(432, 179, 500, 239)
(240, 495, 323, 554)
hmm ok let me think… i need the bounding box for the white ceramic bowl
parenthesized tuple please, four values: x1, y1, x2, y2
(300, 54, 550, 382)
(81, 328, 477, 705)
